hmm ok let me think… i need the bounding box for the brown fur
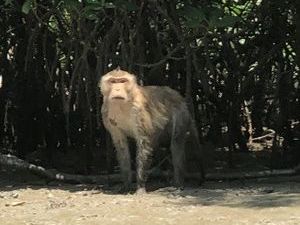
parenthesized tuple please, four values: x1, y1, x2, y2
(99, 68, 203, 193)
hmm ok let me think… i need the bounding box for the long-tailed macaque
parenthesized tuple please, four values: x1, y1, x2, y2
(99, 67, 204, 193)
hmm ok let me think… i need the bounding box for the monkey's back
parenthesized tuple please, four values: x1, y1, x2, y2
(141, 86, 190, 132)
(142, 86, 185, 109)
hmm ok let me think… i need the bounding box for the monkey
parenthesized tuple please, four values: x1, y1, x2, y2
(99, 67, 204, 193)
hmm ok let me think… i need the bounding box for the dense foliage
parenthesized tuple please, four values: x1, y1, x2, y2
(0, 0, 299, 174)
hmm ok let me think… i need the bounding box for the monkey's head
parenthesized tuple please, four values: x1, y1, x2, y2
(100, 67, 138, 102)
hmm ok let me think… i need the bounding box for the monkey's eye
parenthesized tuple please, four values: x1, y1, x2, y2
(109, 78, 128, 84)
(118, 78, 128, 83)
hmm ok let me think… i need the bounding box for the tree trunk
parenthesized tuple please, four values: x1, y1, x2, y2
(295, 1, 300, 66)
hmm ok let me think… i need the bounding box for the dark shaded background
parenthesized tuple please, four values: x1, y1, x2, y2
(0, 0, 299, 176)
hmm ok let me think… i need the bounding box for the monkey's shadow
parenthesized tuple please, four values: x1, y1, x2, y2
(152, 178, 300, 208)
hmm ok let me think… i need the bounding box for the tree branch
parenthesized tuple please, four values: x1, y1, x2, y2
(135, 44, 183, 68)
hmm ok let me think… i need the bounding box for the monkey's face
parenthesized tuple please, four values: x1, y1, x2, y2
(100, 69, 137, 103)
(107, 78, 131, 101)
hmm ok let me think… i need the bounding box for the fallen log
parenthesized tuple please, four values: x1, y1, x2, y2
(0, 153, 120, 184)
(0, 153, 299, 184)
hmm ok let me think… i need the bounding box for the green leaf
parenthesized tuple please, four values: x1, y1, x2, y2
(178, 5, 206, 28)
(81, 3, 105, 21)
(219, 15, 241, 27)
(179, 5, 205, 21)
(211, 15, 241, 28)
(114, 0, 138, 11)
(48, 15, 59, 32)
(5, 0, 13, 6)
(85, 13, 99, 20)
(209, 7, 223, 19)
(82, 7, 98, 20)
(87, 0, 99, 3)
(64, 0, 81, 10)
(22, 0, 33, 14)
(185, 19, 201, 28)
(208, 7, 223, 27)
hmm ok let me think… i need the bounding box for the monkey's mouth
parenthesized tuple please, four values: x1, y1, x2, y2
(112, 96, 126, 100)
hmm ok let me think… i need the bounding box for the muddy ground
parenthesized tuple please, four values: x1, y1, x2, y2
(0, 170, 299, 225)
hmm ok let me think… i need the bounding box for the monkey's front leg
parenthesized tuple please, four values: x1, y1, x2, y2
(110, 130, 132, 192)
(136, 136, 153, 194)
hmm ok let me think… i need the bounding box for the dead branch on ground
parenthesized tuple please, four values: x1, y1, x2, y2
(0, 152, 299, 184)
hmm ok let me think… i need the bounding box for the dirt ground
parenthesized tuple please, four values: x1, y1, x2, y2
(0, 172, 300, 225)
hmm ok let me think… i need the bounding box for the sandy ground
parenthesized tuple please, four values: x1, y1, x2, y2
(0, 176, 300, 225)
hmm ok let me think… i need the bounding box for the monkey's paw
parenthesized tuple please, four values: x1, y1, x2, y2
(135, 187, 147, 195)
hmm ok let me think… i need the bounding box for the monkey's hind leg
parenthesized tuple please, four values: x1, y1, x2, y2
(170, 112, 187, 188)
(170, 137, 186, 187)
